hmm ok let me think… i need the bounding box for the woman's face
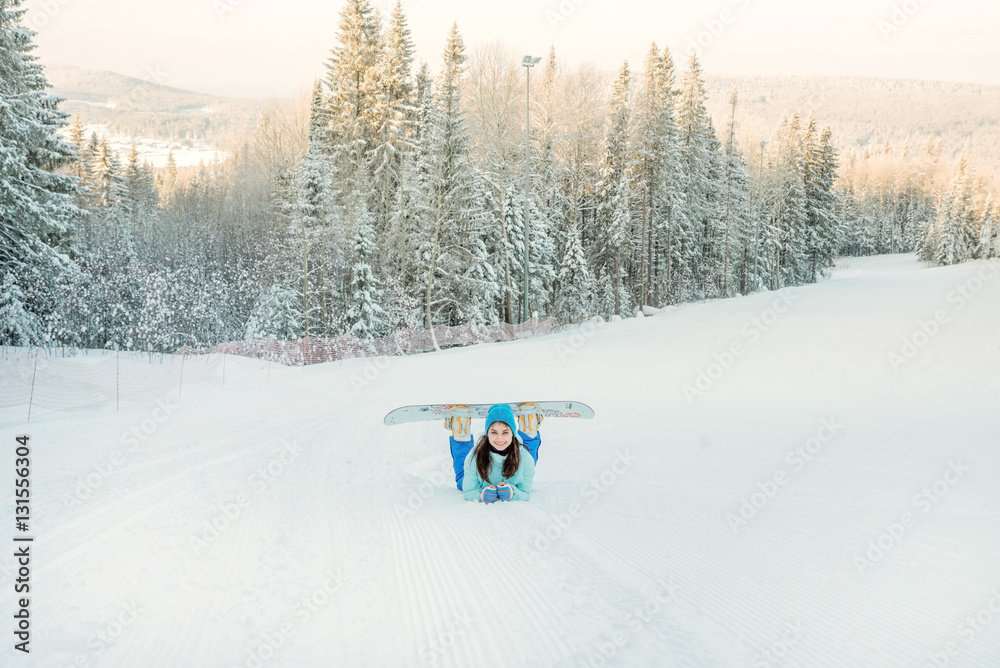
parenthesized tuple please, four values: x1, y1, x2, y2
(487, 422, 512, 450)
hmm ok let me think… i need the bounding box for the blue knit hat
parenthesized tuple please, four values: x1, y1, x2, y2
(484, 404, 517, 435)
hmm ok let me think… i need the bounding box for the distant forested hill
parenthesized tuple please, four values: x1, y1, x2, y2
(704, 74, 1000, 185)
(46, 63, 278, 151)
(47, 64, 999, 187)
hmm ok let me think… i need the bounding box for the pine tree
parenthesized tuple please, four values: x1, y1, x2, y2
(977, 196, 996, 260)
(554, 216, 593, 323)
(287, 83, 342, 337)
(123, 143, 160, 229)
(68, 114, 91, 182)
(801, 118, 840, 281)
(594, 61, 632, 314)
(767, 114, 808, 287)
(632, 44, 664, 305)
(719, 90, 753, 297)
(607, 173, 632, 315)
(0, 271, 40, 345)
(493, 185, 524, 322)
(412, 62, 434, 145)
(537, 46, 567, 242)
(92, 137, 124, 210)
(161, 149, 178, 205)
(346, 212, 388, 338)
(325, 0, 383, 192)
(0, 0, 81, 278)
(456, 224, 501, 326)
(384, 62, 432, 297)
(369, 1, 415, 234)
(593, 272, 629, 320)
(676, 55, 721, 298)
(503, 185, 557, 318)
(384, 2, 414, 109)
(416, 24, 496, 328)
(245, 284, 303, 341)
(924, 154, 977, 265)
(651, 46, 683, 305)
(86, 230, 141, 350)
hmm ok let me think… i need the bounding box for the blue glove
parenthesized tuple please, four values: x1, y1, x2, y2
(481, 486, 499, 504)
(496, 482, 513, 502)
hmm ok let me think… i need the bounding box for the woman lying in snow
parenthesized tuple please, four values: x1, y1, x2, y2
(446, 403, 541, 503)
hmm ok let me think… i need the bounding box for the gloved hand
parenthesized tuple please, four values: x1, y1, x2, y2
(495, 482, 514, 502)
(481, 486, 499, 504)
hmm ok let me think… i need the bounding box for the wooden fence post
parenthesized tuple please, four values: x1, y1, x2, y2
(179, 348, 187, 398)
(26, 353, 38, 423)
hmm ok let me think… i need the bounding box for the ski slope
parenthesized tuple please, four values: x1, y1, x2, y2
(2, 254, 999, 667)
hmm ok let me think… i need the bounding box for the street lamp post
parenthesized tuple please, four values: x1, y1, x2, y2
(522, 55, 541, 323)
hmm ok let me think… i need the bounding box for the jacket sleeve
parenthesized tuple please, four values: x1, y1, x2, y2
(511, 451, 535, 501)
(462, 450, 487, 502)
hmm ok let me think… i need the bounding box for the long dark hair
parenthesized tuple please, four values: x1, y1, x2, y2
(473, 432, 522, 482)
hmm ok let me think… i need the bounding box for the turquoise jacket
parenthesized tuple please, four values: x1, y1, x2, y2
(462, 445, 535, 502)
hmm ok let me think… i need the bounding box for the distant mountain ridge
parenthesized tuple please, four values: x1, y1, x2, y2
(704, 73, 1000, 177)
(46, 63, 277, 151)
(47, 63, 222, 111)
(47, 64, 999, 184)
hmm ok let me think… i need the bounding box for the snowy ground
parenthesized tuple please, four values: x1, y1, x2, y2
(58, 123, 229, 168)
(2, 254, 999, 667)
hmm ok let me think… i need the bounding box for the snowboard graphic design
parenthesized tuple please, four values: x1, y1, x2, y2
(383, 401, 594, 426)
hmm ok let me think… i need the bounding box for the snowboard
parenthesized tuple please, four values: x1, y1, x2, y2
(383, 401, 594, 426)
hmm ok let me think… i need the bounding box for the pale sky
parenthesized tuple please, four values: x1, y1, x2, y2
(27, 0, 1000, 98)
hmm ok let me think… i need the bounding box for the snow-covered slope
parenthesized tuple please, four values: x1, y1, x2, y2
(2, 254, 999, 667)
